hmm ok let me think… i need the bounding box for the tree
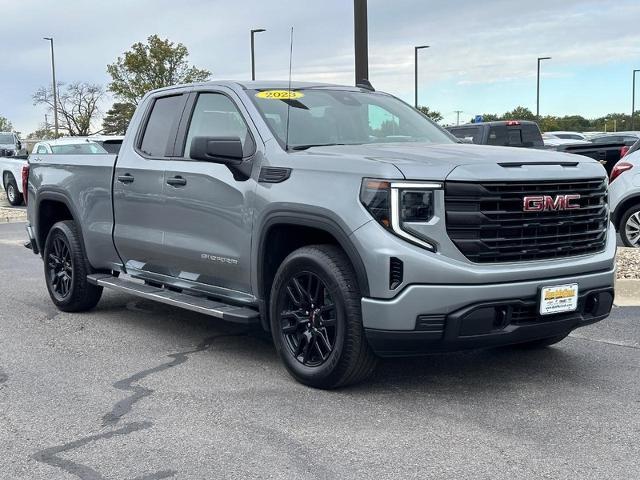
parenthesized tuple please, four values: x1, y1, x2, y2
(470, 113, 500, 123)
(27, 124, 55, 140)
(106, 35, 211, 130)
(102, 102, 135, 135)
(0, 116, 13, 131)
(503, 106, 536, 121)
(417, 106, 443, 123)
(33, 82, 105, 136)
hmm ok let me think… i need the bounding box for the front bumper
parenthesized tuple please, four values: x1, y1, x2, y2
(362, 270, 614, 356)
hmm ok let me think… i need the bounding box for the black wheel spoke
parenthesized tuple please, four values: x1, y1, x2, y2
(47, 234, 74, 300)
(280, 271, 338, 367)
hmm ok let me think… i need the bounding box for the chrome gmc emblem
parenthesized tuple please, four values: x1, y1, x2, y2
(523, 194, 581, 212)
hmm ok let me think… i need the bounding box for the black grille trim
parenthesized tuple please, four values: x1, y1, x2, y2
(445, 178, 608, 263)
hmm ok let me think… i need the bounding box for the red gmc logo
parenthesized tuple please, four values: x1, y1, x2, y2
(523, 194, 581, 212)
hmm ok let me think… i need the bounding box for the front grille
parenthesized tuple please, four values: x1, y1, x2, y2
(445, 178, 608, 263)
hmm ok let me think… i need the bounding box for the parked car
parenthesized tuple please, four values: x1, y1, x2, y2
(555, 140, 631, 176)
(542, 134, 589, 149)
(609, 148, 640, 247)
(25, 81, 615, 388)
(0, 154, 28, 206)
(31, 137, 109, 155)
(545, 131, 587, 141)
(0, 131, 22, 156)
(446, 120, 544, 148)
(589, 133, 640, 145)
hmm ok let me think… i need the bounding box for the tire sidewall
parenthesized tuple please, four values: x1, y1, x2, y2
(619, 204, 640, 247)
(270, 252, 349, 387)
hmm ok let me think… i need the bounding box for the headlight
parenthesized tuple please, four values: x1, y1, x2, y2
(360, 179, 441, 251)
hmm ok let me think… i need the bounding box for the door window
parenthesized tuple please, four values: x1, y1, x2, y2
(184, 93, 255, 158)
(37, 145, 48, 154)
(139, 95, 184, 157)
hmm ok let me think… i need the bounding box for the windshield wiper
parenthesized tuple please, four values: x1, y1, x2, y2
(290, 143, 352, 151)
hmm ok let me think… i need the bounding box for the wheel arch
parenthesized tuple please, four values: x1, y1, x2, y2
(35, 190, 87, 258)
(612, 194, 640, 229)
(255, 211, 370, 331)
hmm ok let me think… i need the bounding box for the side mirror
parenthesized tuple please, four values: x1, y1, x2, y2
(190, 136, 244, 165)
(16, 141, 22, 150)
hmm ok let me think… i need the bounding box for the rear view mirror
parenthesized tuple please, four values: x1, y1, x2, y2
(190, 136, 244, 165)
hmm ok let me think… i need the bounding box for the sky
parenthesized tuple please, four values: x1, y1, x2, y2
(1, 0, 640, 134)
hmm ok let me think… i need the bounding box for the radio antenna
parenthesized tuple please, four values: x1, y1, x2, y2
(285, 26, 294, 151)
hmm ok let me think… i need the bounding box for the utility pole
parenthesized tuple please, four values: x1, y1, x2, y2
(632, 69, 640, 130)
(414, 45, 429, 108)
(454, 110, 463, 126)
(354, 0, 369, 85)
(250, 28, 266, 81)
(43, 37, 59, 138)
(536, 56, 551, 120)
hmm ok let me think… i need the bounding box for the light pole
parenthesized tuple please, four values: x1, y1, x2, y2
(250, 29, 266, 81)
(354, 0, 369, 86)
(414, 45, 429, 108)
(632, 69, 640, 130)
(43, 37, 59, 138)
(536, 56, 551, 120)
(454, 110, 463, 126)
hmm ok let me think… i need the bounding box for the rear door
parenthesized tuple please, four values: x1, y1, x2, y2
(113, 93, 187, 274)
(160, 88, 259, 294)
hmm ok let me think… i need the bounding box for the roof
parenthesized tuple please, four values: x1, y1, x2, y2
(148, 80, 367, 95)
(448, 120, 539, 128)
(36, 137, 105, 146)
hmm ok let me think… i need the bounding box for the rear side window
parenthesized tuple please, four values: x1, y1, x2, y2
(449, 126, 482, 144)
(139, 95, 184, 157)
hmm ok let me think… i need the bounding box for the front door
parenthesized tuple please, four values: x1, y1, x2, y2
(113, 93, 187, 275)
(161, 89, 258, 294)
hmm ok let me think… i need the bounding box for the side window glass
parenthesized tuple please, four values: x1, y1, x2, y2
(139, 95, 184, 157)
(185, 93, 255, 158)
(37, 145, 48, 154)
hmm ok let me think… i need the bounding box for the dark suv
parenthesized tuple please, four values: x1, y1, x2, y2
(447, 121, 544, 149)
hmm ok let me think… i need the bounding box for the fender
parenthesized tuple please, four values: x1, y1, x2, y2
(34, 189, 88, 259)
(254, 207, 371, 330)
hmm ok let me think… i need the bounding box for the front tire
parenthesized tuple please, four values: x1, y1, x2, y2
(269, 245, 377, 389)
(43, 221, 103, 312)
(619, 203, 640, 247)
(4, 174, 23, 206)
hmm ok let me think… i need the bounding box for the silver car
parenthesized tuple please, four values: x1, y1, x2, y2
(609, 139, 640, 246)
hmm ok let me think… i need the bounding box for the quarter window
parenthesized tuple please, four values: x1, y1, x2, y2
(184, 93, 254, 158)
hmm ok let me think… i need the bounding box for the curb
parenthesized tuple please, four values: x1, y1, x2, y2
(614, 278, 640, 307)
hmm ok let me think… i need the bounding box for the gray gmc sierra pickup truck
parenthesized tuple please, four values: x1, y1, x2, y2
(25, 81, 615, 388)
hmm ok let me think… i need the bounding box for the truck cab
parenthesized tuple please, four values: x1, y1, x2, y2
(447, 120, 544, 149)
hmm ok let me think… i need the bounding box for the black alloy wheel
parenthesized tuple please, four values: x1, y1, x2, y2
(47, 235, 73, 301)
(280, 272, 337, 367)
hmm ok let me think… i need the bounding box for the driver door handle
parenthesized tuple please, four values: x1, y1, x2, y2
(117, 174, 134, 184)
(166, 176, 187, 187)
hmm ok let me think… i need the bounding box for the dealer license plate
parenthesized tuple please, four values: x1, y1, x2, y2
(540, 284, 578, 316)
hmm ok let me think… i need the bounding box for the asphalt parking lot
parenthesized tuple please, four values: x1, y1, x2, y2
(1, 221, 639, 479)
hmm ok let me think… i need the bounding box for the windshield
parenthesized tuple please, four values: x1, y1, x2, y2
(50, 142, 108, 154)
(248, 89, 454, 150)
(0, 134, 15, 144)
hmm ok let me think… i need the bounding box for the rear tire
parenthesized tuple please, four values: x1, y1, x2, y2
(269, 245, 377, 389)
(43, 221, 103, 312)
(4, 174, 23, 206)
(619, 203, 640, 247)
(511, 333, 570, 349)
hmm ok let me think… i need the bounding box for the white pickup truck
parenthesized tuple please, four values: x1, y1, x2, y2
(0, 155, 27, 206)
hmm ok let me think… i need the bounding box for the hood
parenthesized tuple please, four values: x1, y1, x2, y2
(295, 142, 602, 181)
